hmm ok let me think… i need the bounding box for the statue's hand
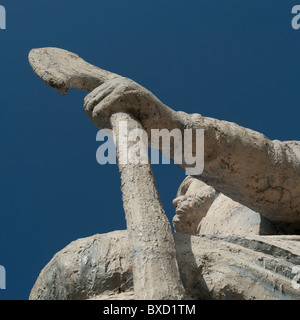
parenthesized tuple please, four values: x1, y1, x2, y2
(83, 76, 162, 130)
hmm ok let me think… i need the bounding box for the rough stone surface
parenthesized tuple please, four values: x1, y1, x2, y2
(29, 47, 300, 226)
(172, 177, 218, 234)
(28, 47, 300, 300)
(29, 47, 117, 94)
(173, 176, 296, 236)
(83, 76, 300, 227)
(29, 48, 185, 300)
(29, 231, 132, 300)
(29, 230, 300, 300)
(110, 112, 185, 300)
(199, 194, 293, 236)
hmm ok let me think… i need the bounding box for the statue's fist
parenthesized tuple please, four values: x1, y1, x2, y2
(83, 76, 159, 130)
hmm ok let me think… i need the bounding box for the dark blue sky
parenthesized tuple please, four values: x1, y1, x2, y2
(0, 1, 299, 300)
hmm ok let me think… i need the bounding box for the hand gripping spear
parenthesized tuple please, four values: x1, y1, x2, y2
(29, 47, 186, 300)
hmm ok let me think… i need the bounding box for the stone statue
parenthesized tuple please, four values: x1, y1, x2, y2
(172, 177, 297, 236)
(28, 48, 300, 300)
(83, 78, 300, 229)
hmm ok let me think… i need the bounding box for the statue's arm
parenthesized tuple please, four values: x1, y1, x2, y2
(84, 77, 300, 227)
(188, 113, 300, 227)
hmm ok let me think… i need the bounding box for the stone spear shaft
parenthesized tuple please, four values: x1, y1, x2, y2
(28, 47, 185, 300)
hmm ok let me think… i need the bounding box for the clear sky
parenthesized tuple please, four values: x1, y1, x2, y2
(0, 0, 299, 300)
